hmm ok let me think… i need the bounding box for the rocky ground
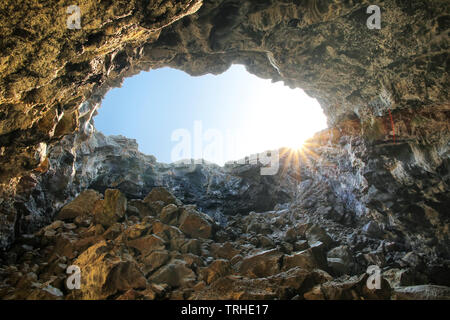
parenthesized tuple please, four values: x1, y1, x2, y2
(0, 185, 443, 301)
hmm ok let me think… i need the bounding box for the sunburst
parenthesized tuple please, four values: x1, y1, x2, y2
(278, 140, 322, 180)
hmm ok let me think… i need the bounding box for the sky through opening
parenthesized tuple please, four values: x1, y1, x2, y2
(95, 65, 327, 166)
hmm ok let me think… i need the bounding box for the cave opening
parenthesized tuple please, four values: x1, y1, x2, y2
(94, 64, 327, 166)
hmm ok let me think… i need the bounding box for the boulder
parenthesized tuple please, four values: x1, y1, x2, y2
(382, 268, 415, 288)
(93, 189, 127, 228)
(141, 250, 170, 276)
(126, 235, 166, 256)
(305, 225, 333, 249)
(327, 258, 349, 276)
(73, 241, 147, 299)
(239, 249, 283, 278)
(282, 247, 327, 272)
(284, 223, 311, 242)
(103, 223, 123, 240)
(159, 204, 180, 225)
(128, 199, 154, 217)
(149, 259, 196, 288)
(202, 259, 232, 284)
(178, 207, 214, 239)
(144, 187, 178, 206)
(180, 239, 202, 255)
(293, 240, 309, 251)
(210, 242, 240, 260)
(56, 190, 102, 220)
(304, 273, 391, 300)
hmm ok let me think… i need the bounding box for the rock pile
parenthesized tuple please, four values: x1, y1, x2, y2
(1, 186, 448, 300)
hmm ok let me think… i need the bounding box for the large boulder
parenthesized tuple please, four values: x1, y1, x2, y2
(144, 187, 178, 205)
(141, 250, 171, 276)
(239, 249, 283, 278)
(210, 242, 240, 260)
(93, 189, 127, 228)
(56, 190, 102, 220)
(178, 207, 214, 239)
(149, 259, 196, 288)
(126, 235, 166, 256)
(159, 204, 181, 225)
(73, 241, 147, 299)
(128, 199, 155, 218)
(202, 259, 232, 284)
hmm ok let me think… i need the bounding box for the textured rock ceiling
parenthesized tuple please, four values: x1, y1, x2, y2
(0, 0, 449, 191)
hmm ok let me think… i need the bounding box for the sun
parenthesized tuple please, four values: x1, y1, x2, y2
(284, 139, 307, 151)
(239, 79, 327, 159)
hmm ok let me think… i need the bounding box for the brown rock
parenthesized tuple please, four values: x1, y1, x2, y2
(293, 240, 309, 251)
(306, 273, 392, 300)
(53, 233, 79, 259)
(159, 204, 180, 225)
(203, 259, 232, 284)
(210, 242, 240, 260)
(382, 268, 415, 288)
(128, 199, 155, 217)
(239, 249, 283, 278)
(179, 207, 213, 239)
(180, 239, 202, 255)
(74, 241, 147, 299)
(127, 234, 166, 256)
(141, 250, 170, 276)
(282, 248, 324, 272)
(56, 190, 102, 220)
(284, 223, 312, 242)
(304, 285, 325, 300)
(144, 187, 178, 205)
(123, 222, 152, 240)
(149, 259, 196, 288)
(305, 225, 333, 249)
(103, 223, 123, 240)
(93, 189, 127, 228)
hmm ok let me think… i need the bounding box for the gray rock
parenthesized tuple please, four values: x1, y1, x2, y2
(393, 285, 450, 300)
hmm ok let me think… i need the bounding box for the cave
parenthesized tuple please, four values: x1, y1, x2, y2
(0, 0, 449, 301)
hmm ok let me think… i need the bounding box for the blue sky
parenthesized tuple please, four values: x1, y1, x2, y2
(95, 65, 327, 165)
